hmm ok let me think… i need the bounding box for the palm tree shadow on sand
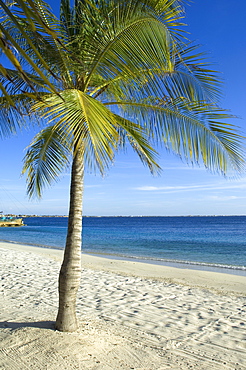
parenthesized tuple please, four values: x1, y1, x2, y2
(0, 320, 55, 331)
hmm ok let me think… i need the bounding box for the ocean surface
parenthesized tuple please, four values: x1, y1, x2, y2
(0, 216, 246, 276)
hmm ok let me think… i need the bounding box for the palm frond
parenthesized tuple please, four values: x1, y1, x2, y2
(0, 89, 45, 136)
(0, 68, 55, 95)
(84, 3, 176, 88)
(31, 89, 120, 174)
(106, 98, 245, 175)
(22, 125, 72, 198)
(113, 114, 161, 174)
(89, 44, 222, 105)
(0, 0, 61, 95)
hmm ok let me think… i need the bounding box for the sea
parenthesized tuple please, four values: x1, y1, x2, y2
(0, 216, 246, 276)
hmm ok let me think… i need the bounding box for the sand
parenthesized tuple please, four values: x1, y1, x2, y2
(0, 242, 245, 369)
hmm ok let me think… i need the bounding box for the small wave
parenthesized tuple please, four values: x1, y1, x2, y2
(128, 255, 246, 271)
(0, 238, 64, 251)
(84, 251, 246, 271)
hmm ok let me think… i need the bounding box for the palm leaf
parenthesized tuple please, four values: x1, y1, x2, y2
(112, 114, 161, 174)
(83, 2, 176, 88)
(0, 0, 60, 94)
(31, 89, 120, 173)
(22, 125, 72, 198)
(106, 98, 245, 174)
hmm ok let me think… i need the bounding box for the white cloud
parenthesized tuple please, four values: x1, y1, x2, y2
(161, 166, 204, 171)
(136, 186, 161, 191)
(85, 185, 102, 189)
(134, 180, 246, 193)
(206, 195, 243, 201)
(135, 184, 209, 191)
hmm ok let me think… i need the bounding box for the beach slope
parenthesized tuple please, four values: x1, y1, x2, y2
(0, 242, 246, 369)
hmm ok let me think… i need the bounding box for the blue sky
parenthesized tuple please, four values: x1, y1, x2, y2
(1, 0, 246, 216)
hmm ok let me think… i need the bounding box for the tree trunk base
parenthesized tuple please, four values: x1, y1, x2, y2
(55, 308, 79, 332)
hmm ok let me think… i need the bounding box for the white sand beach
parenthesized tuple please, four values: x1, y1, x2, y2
(0, 241, 246, 369)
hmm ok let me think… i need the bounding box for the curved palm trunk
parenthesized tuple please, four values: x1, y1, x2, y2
(55, 150, 84, 332)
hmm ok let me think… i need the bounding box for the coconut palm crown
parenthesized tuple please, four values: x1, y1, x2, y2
(0, 0, 245, 331)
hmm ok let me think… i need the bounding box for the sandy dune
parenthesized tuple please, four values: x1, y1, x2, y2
(0, 242, 246, 369)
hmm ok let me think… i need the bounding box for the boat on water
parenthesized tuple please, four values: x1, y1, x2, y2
(0, 212, 25, 227)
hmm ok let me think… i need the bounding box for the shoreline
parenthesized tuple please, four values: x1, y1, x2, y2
(1, 241, 246, 295)
(88, 252, 246, 276)
(1, 241, 246, 369)
(1, 238, 246, 276)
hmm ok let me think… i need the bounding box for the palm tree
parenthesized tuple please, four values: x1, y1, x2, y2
(0, 0, 244, 332)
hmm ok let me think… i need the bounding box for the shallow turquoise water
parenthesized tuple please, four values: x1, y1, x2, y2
(0, 216, 245, 274)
